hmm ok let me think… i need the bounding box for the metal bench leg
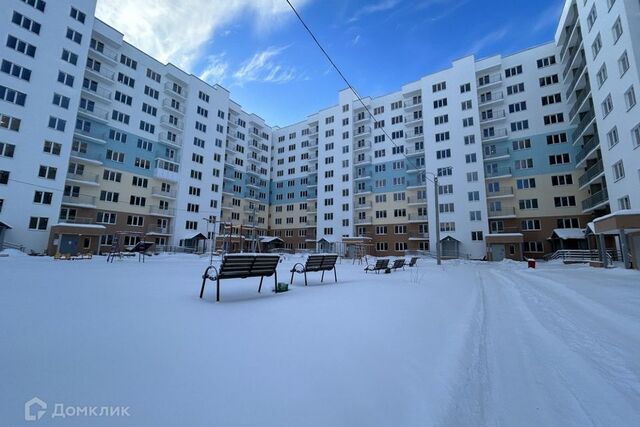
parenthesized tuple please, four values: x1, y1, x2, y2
(274, 271, 278, 291)
(258, 276, 264, 293)
(321, 270, 325, 282)
(200, 277, 207, 299)
(334, 267, 337, 283)
(304, 271, 308, 286)
(216, 278, 220, 302)
(290, 270, 295, 285)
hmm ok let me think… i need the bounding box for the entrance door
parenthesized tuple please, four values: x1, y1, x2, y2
(59, 234, 79, 255)
(491, 244, 506, 261)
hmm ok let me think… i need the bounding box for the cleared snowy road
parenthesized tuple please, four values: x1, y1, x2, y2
(0, 253, 639, 426)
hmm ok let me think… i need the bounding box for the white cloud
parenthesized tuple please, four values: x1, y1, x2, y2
(199, 53, 229, 85)
(348, 0, 401, 23)
(232, 46, 301, 85)
(95, 0, 312, 72)
(351, 34, 361, 46)
(468, 26, 510, 56)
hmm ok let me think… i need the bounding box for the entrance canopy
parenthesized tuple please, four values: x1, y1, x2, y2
(0, 221, 12, 229)
(593, 210, 640, 235)
(485, 233, 524, 244)
(549, 228, 585, 240)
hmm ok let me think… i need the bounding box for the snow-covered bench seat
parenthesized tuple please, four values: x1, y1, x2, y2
(391, 259, 405, 271)
(364, 259, 389, 274)
(200, 254, 281, 302)
(289, 253, 339, 286)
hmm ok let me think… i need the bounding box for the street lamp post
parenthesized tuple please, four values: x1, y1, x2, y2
(425, 172, 441, 266)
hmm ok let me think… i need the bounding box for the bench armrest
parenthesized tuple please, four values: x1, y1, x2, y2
(290, 262, 305, 274)
(202, 265, 220, 281)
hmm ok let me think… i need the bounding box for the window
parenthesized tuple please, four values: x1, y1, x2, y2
(612, 17, 623, 43)
(624, 86, 636, 111)
(38, 165, 57, 180)
(607, 126, 619, 149)
(587, 4, 597, 31)
(61, 49, 78, 65)
(505, 65, 522, 77)
(554, 196, 576, 207)
(70, 6, 86, 23)
(618, 51, 630, 76)
(596, 64, 608, 88)
(612, 160, 625, 181)
(0, 142, 16, 158)
(0, 84, 26, 106)
(11, 11, 41, 34)
(601, 95, 614, 118)
(21, 0, 46, 12)
(120, 54, 138, 70)
(551, 174, 573, 186)
(57, 70, 74, 87)
(618, 196, 631, 210)
(549, 153, 570, 165)
(48, 116, 66, 132)
(631, 123, 640, 148)
(28, 217, 48, 230)
(460, 83, 471, 93)
(6, 35, 36, 57)
(518, 199, 538, 210)
(1, 59, 31, 81)
(33, 191, 53, 204)
(539, 74, 559, 87)
(471, 231, 483, 241)
(546, 133, 567, 145)
(510, 120, 529, 131)
(0, 113, 21, 131)
(521, 220, 541, 231)
(536, 56, 556, 68)
(65, 28, 82, 44)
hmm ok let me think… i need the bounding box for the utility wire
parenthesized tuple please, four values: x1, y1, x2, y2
(284, 0, 435, 185)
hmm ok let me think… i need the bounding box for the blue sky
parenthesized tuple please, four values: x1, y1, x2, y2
(96, 0, 564, 127)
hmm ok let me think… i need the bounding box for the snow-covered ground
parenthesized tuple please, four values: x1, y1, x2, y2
(1, 252, 639, 426)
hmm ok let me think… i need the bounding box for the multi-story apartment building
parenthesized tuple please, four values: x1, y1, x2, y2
(1, 0, 638, 267)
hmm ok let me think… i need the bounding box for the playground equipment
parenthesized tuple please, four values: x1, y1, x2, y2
(106, 231, 152, 263)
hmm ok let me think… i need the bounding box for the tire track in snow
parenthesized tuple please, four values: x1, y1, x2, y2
(490, 268, 640, 425)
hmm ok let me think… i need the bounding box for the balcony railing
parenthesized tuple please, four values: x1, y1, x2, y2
(483, 147, 511, 160)
(149, 206, 176, 216)
(159, 133, 183, 147)
(151, 187, 177, 198)
(575, 135, 600, 165)
(89, 44, 118, 62)
(164, 82, 188, 98)
(478, 73, 502, 87)
(355, 186, 373, 194)
(146, 226, 172, 235)
(354, 155, 372, 165)
(480, 110, 506, 123)
(66, 172, 99, 184)
(85, 65, 115, 81)
(408, 232, 429, 239)
(355, 217, 373, 225)
(479, 91, 504, 106)
(354, 202, 373, 209)
(160, 115, 184, 130)
(581, 188, 609, 211)
(482, 128, 508, 141)
(407, 214, 427, 222)
(566, 62, 587, 99)
(563, 42, 584, 79)
(486, 187, 514, 198)
(569, 83, 591, 121)
(485, 167, 512, 178)
(57, 217, 95, 225)
(78, 105, 110, 121)
(488, 206, 516, 218)
(162, 99, 186, 114)
(578, 160, 604, 188)
(82, 85, 112, 101)
(572, 109, 595, 141)
(62, 195, 96, 206)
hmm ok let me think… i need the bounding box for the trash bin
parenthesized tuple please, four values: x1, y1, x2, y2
(527, 259, 536, 269)
(275, 282, 289, 293)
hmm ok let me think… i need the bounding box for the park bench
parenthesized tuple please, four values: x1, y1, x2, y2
(290, 254, 338, 286)
(408, 257, 419, 267)
(364, 258, 389, 274)
(391, 258, 406, 271)
(200, 254, 281, 302)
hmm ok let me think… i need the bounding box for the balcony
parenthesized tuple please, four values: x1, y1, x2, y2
(85, 65, 115, 83)
(478, 73, 502, 88)
(162, 99, 186, 115)
(81, 85, 112, 103)
(151, 187, 177, 199)
(483, 147, 511, 161)
(563, 42, 584, 80)
(354, 155, 372, 165)
(480, 109, 506, 124)
(565, 62, 588, 99)
(354, 174, 372, 181)
(485, 167, 512, 179)
(408, 232, 429, 240)
(355, 217, 373, 225)
(404, 114, 423, 125)
(486, 186, 514, 199)
(74, 128, 107, 145)
(89, 44, 118, 63)
(482, 128, 508, 142)
(305, 220, 317, 228)
(405, 130, 424, 141)
(70, 150, 104, 165)
(146, 226, 172, 235)
(149, 206, 176, 217)
(354, 202, 373, 210)
(66, 172, 100, 186)
(160, 115, 184, 131)
(159, 133, 183, 148)
(355, 186, 373, 195)
(406, 146, 425, 156)
(57, 216, 96, 225)
(407, 197, 427, 206)
(355, 126, 372, 136)
(488, 206, 516, 219)
(403, 100, 422, 110)
(407, 214, 427, 223)
(164, 82, 188, 99)
(582, 188, 609, 212)
(572, 109, 596, 142)
(578, 160, 604, 189)
(478, 91, 504, 107)
(354, 141, 371, 151)
(575, 135, 600, 167)
(569, 83, 592, 122)
(62, 195, 97, 208)
(78, 105, 110, 123)
(559, 16, 580, 61)
(153, 167, 179, 183)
